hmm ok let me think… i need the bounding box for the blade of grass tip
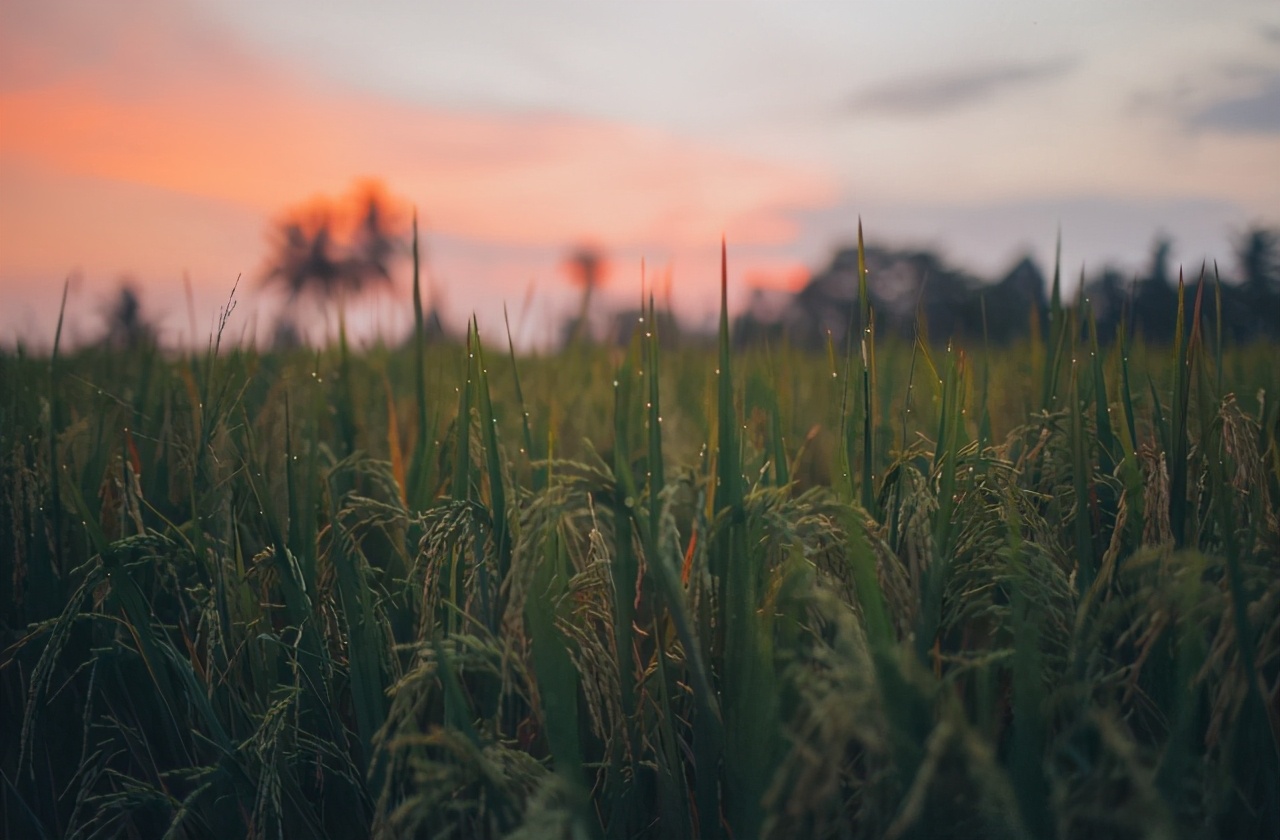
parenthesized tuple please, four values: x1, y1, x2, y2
(633, 280, 722, 837)
(1113, 318, 1146, 557)
(715, 237, 742, 576)
(918, 345, 963, 664)
(693, 237, 745, 839)
(1039, 230, 1064, 412)
(715, 238, 780, 839)
(858, 219, 877, 514)
(452, 326, 474, 504)
(766, 346, 790, 489)
(646, 292, 664, 544)
(440, 325, 477, 641)
(1169, 269, 1191, 549)
(44, 278, 70, 583)
(1086, 297, 1117, 536)
(407, 209, 431, 507)
(913, 307, 940, 398)
(472, 317, 510, 625)
(608, 340, 642, 817)
(835, 224, 863, 507)
(504, 304, 542, 491)
(828, 329, 855, 502)
(1212, 262, 1224, 397)
(1117, 318, 1139, 459)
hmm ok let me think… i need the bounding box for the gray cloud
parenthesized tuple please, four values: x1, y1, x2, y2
(850, 57, 1076, 116)
(1188, 74, 1280, 133)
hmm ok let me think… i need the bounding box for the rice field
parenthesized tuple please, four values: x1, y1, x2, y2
(2, 240, 1278, 839)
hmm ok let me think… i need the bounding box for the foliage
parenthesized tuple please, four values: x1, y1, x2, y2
(262, 180, 408, 305)
(2, 239, 1279, 839)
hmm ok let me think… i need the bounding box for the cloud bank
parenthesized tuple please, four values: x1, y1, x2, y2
(1188, 75, 1280, 134)
(850, 57, 1077, 117)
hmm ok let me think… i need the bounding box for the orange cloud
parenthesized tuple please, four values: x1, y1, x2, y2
(0, 1, 836, 345)
(1, 60, 833, 253)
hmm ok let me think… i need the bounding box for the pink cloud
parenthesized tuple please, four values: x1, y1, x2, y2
(1, 84, 833, 248)
(1, 0, 834, 250)
(0, 0, 836, 345)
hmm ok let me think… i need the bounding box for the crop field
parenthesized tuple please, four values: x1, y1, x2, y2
(2, 243, 1278, 840)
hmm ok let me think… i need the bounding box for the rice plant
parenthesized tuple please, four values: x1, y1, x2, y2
(2, 238, 1278, 839)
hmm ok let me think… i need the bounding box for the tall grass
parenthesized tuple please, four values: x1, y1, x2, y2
(2, 241, 1278, 839)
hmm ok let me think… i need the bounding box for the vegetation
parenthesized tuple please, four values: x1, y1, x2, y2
(261, 180, 411, 346)
(738, 225, 1280, 350)
(2, 233, 1278, 839)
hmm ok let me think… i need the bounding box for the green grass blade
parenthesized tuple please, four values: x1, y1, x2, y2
(1069, 361, 1095, 597)
(472, 317, 511, 606)
(1168, 270, 1192, 548)
(525, 531, 586, 792)
(505, 305, 543, 491)
(918, 346, 963, 663)
(857, 219, 877, 513)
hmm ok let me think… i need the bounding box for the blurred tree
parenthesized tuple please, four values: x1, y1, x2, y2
(101, 280, 156, 350)
(1130, 235, 1179, 343)
(1237, 226, 1278, 292)
(562, 244, 608, 346)
(1082, 266, 1127, 339)
(262, 180, 408, 342)
(1235, 225, 1280, 340)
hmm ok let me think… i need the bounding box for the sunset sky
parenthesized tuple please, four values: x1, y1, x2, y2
(2, 0, 1278, 347)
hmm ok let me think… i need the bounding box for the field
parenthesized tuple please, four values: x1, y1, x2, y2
(2, 244, 1279, 840)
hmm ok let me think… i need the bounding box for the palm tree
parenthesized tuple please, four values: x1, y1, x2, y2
(563, 244, 607, 346)
(101, 280, 156, 350)
(262, 181, 407, 342)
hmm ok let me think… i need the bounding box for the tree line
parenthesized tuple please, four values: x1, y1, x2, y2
(735, 227, 1279, 349)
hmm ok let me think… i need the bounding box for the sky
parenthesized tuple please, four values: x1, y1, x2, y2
(2, 0, 1278, 347)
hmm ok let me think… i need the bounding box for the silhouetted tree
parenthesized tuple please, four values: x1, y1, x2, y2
(1238, 227, 1279, 293)
(562, 244, 608, 346)
(1081, 266, 1129, 341)
(262, 180, 408, 343)
(1234, 226, 1280, 340)
(982, 256, 1049, 343)
(1130, 235, 1180, 342)
(734, 229, 1276, 350)
(101, 280, 156, 350)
